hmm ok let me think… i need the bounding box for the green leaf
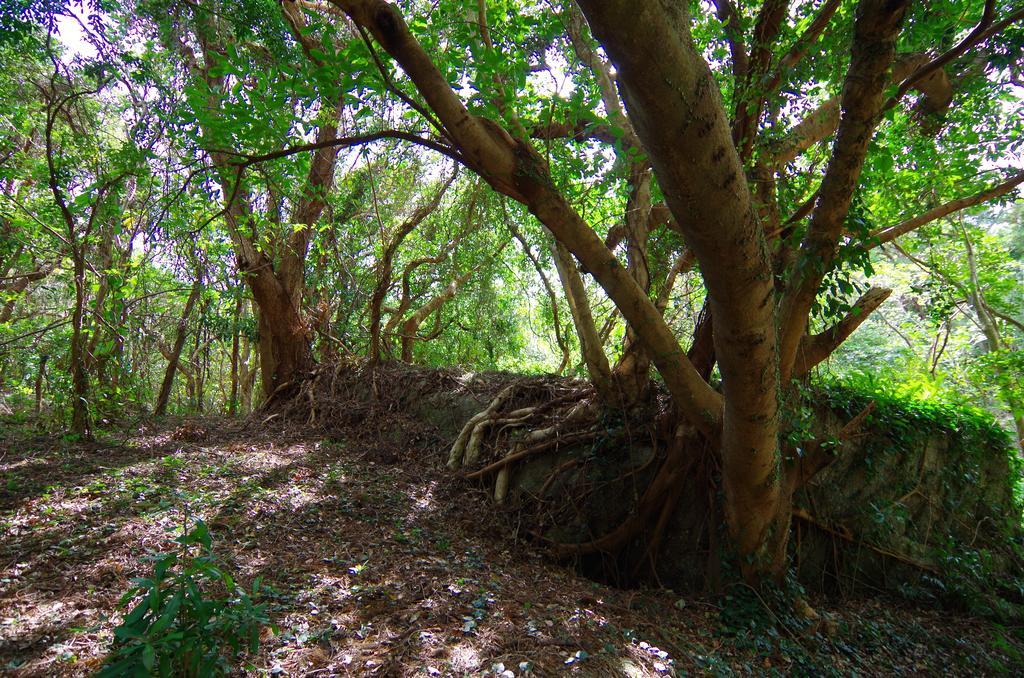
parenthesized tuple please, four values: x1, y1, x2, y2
(148, 592, 182, 636)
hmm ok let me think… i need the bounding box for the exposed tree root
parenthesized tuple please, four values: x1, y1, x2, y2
(443, 371, 711, 582)
(447, 384, 595, 470)
(550, 425, 695, 558)
(262, 361, 967, 593)
(538, 458, 580, 497)
(463, 431, 599, 480)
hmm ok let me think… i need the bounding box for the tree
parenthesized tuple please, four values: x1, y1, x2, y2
(147, 0, 358, 398)
(314, 0, 1024, 580)
(4, 0, 1021, 586)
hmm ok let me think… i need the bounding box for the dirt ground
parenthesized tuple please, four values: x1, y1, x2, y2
(1, 415, 1022, 676)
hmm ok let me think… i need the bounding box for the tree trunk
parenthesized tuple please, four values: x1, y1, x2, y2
(507, 218, 571, 373)
(399, 268, 474, 362)
(253, 293, 309, 397)
(229, 290, 243, 416)
(0, 266, 48, 323)
(610, 165, 655, 405)
(238, 327, 257, 414)
(179, 18, 341, 400)
(550, 241, 614, 399)
(34, 354, 48, 416)
(327, 0, 909, 583)
(368, 170, 457, 364)
(962, 225, 1024, 455)
(69, 250, 91, 438)
(194, 325, 206, 413)
(155, 273, 203, 416)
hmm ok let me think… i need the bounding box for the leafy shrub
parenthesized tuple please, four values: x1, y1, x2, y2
(100, 520, 272, 677)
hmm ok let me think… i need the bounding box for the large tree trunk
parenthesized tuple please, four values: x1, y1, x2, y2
(253, 286, 310, 397)
(155, 273, 203, 416)
(178, 12, 343, 400)
(575, 0, 785, 574)
(549, 241, 613, 398)
(326, 0, 909, 583)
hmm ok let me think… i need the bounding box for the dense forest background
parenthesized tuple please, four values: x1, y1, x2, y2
(2, 0, 1024, 674)
(1, 0, 1021, 449)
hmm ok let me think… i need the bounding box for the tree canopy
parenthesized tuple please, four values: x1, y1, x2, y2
(2, 0, 1023, 588)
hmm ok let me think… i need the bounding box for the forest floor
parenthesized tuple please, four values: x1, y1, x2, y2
(1, 415, 1023, 677)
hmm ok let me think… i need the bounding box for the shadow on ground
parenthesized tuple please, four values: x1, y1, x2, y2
(1, 416, 1021, 676)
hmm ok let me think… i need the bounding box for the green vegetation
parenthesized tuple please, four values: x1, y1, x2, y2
(100, 520, 272, 677)
(1, 0, 1023, 674)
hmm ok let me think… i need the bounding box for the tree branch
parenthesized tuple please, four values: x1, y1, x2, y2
(792, 286, 893, 377)
(870, 171, 1024, 248)
(881, 0, 1003, 112)
(761, 0, 842, 101)
(711, 0, 749, 82)
(329, 0, 725, 436)
(779, 0, 909, 381)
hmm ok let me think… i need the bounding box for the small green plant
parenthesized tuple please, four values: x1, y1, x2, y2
(100, 519, 273, 677)
(160, 455, 186, 471)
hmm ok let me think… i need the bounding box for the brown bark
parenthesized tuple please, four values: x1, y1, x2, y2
(870, 172, 1024, 249)
(880, 0, 1008, 113)
(34, 354, 48, 416)
(155, 272, 203, 416)
(367, 170, 456, 364)
(327, 2, 723, 472)
(576, 0, 782, 568)
(0, 266, 49, 323)
(761, 0, 842, 103)
(308, 0, 1018, 585)
(791, 286, 893, 377)
(177, 7, 346, 397)
(764, 53, 951, 171)
(229, 289, 243, 415)
(711, 0, 749, 82)
(655, 250, 695, 315)
(731, 0, 788, 158)
(687, 302, 717, 382)
(321, 0, 922, 581)
(611, 164, 655, 404)
(185, 75, 312, 398)
(69, 251, 90, 437)
(778, 0, 910, 383)
(550, 240, 614, 398)
(564, 4, 653, 402)
(42, 71, 110, 439)
(382, 255, 444, 341)
(399, 268, 474, 362)
(238, 330, 257, 414)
